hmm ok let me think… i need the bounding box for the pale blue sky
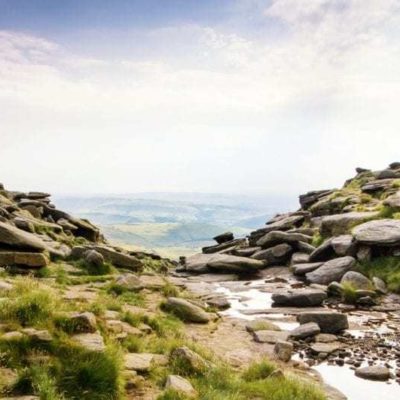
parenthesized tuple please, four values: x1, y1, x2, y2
(1, 0, 400, 195)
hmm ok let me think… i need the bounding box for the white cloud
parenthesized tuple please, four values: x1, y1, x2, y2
(1, 1, 400, 195)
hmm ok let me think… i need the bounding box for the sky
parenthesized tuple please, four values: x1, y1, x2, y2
(1, 0, 400, 197)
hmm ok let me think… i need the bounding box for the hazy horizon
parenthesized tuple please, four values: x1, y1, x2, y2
(1, 0, 400, 196)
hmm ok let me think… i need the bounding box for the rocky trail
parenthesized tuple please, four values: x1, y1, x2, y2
(1, 163, 400, 399)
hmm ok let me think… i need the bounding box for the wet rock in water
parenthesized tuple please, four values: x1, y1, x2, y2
(372, 277, 387, 294)
(355, 366, 391, 381)
(306, 256, 355, 285)
(310, 342, 342, 354)
(292, 262, 323, 276)
(272, 289, 327, 307)
(315, 333, 338, 343)
(340, 271, 372, 290)
(185, 253, 264, 273)
(289, 322, 320, 340)
(320, 212, 378, 237)
(331, 235, 355, 256)
(165, 297, 212, 323)
(213, 232, 234, 244)
(251, 243, 293, 265)
(274, 340, 293, 362)
(253, 330, 290, 344)
(353, 219, 400, 246)
(165, 375, 197, 397)
(256, 231, 312, 248)
(170, 347, 210, 374)
(245, 320, 281, 333)
(297, 312, 348, 334)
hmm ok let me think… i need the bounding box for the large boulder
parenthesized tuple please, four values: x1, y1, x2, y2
(251, 243, 292, 265)
(0, 251, 49, 268)
(340, 271, 372, 290)
(352, 219, 400, 246)
(297, 312, 348, 333)
(0, 222, 46, 251)
(320, 212, 378, 237)
(272, 289, 327, 307)
(306, 256, 356, 285)
(185, 253, 264, 273)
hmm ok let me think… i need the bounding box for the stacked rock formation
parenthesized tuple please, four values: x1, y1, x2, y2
(182, 162, 400, 305)
(0, 184, 162, 271)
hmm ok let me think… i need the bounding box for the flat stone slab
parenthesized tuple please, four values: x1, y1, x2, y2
(0, 221, 46, 251)
(71, 332, 105, 352)
(310, 342, 342, 354)
(289, 322, 320, 339)
(0, 251, 48, 268)
(253, 330, 289, 344)
(353, 219, 400, 246)
(124, 353, 155, 372)
(292, 262, 323, 276)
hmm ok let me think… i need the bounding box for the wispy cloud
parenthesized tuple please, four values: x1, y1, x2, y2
(1, 1, 400, 194)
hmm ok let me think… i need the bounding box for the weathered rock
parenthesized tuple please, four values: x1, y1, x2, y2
(13, 217, 35, 233)
(0, 251, 49, 268)
(340, 271, 372, 290)
(251, 243, 292, 265)
(310, 342, 342, 354)
(185, 253, 264, 273)
(170, 347, 209, 373)
(372, 277, 387, 294)
(292, 262, 323, 276)
(299, 190, 334, 209)
(331, 235, 355, 256)
(353, 219, 400, 246)
(356, 245, 371, 262)
(71, 332, 105, 352)
(306, 256, 356, 285)
(233, 247, 260, 257)
(213, 232, 234, 244)
(256, 231, 312, 248)
(84, 250, 104, 267)
(296, 241, 316, 254)
(309, 239, 335, 262)
(57, 218, 78, 231)
(92, 245, 142, 270)
(61, 312, 97, 333)
(297, 312, 348, 333)
(1, 331, 24, 341)
(0, 280, 13, 291)
(389, 161, 400, 169)
(21, 328, 52, 342)
(252, 330, 289, 344)
(383, 191, 400, 209)
(125, 353, 155, 372)
(274, 340, 293, 362)
(202, 238, 246, 254)
(290, 252, 310, 265)
(289, 322, 320, 339)
(315, 333, 337, 343)
(165, 375, 197, 397)
(165, 297, 212, 323)
(114, 274, 144, 291)
(321, 212, 378, 237)
(375, 169, 398, 179)
(0, 221, 46, 251)
(327, 282, 344, 297)
(361, 179, 394, 193)
(355, 366, 391, 381)
(272, 289, 327, 307)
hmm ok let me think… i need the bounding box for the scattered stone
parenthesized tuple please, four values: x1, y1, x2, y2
(252, 330, 290, 344)
(310, 342, 342, 354)
(289, 322, 320, 340)
(315, 333, 337, 343)
(170, 347, 210, 374)
(272, 289, 326, 307)
(355, 366, 391, 381)
(62, 311, 97, 333)
(297, 312, 348, 333)
(71, 332, 105, 352)
(124, 353, 155, 372)
(84, 250, 104, 267)
(165, 375, 197, 397)
(165, 297, 212, 323)
(114, 274, 144, 291)
(274, 340, 293, 362)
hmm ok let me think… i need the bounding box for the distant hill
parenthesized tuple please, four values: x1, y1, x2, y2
(54, 193, 296, 258)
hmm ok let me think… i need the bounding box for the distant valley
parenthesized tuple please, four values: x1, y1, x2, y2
(54, 193, 297, 259)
